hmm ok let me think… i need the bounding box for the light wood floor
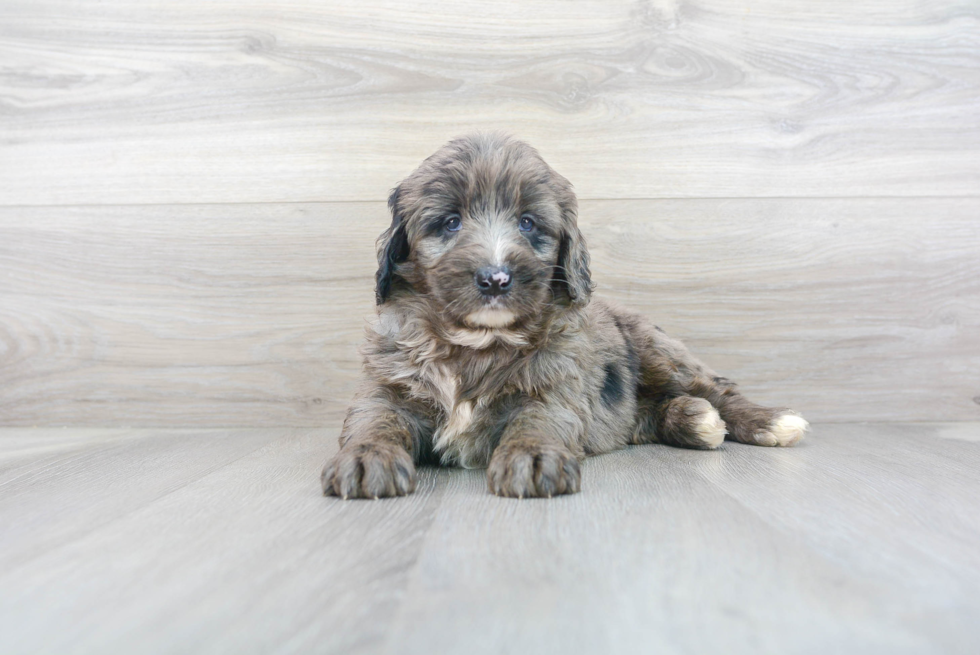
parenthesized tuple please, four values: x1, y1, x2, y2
(2, 423, 978, 654)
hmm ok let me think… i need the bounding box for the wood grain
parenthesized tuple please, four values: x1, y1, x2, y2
(1, 198, 977, 426)
(0, 427, 446, 655)
(1, 0, 978, 204)
(387, 425, 980, 654)
(0, 427, 283, 570)
(1, 423, 978, 653)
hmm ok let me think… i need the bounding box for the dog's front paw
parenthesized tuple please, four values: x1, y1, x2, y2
(487, 440, 581, 498)
(321, 441, 416, 499)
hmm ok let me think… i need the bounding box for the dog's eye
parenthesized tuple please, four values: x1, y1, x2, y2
(519, 214, 535, 232)
(444, 215, 462, 232)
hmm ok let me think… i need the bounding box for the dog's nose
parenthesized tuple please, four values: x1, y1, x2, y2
(475, 266, 513, 296)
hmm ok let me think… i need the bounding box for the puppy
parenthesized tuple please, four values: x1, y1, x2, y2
(321, 133, 808, 499)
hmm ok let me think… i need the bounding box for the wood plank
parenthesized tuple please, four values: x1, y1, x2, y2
(384, 424, 980, 654)
(590, 198, 980, 423)
(1, 0, 978, 204)
(1, 424, 978, 653)
(692, 423, 980, 654)
(1, 198, 977, 426)
(0, 427, 285, 570)
(0, 203, 377, 427)
(0, 426, 447, 655)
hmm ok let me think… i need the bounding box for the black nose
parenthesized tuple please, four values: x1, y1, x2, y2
(475, 266, 513, 297)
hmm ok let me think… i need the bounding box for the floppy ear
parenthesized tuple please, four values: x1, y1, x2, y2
(553, 196, 593, 307)
(375, 185, 410, 305)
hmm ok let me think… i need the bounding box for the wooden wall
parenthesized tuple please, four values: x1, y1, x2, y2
(1, 1, 978, 426)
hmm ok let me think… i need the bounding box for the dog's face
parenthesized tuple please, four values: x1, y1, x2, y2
(376, 133, 592, 330)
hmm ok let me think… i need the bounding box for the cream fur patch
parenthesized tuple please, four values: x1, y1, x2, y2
(418, 366, 478, 456)
(465, 307, 517, 328)
(770, 413, 809, 446)
(434, 399, 475, 452)
(753, 413, 809, 447)
(444, 326, 528, 349)
(422, 364, 457, 413)
(694, 407, 726, 449)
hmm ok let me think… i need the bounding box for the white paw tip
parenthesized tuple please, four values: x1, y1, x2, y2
(766, 413, 809, 446)
(694, 408, 727, 448)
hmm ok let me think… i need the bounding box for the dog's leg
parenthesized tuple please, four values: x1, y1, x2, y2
(691, 377, 808, 447)
(618, 312, 808, 448)
(321, 388, 430, 499)
(486, 401, 584, 498)
(632, 394, 726, 449)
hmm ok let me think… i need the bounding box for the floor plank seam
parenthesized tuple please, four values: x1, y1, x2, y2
(2, 194, 979, 210)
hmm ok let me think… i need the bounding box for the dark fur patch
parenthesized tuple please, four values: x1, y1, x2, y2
(551, 230, 593, 307)
(376, 186, 411, 304)
(421, 213, 450, 237)
(601, 362, 624, 406)
(375, 224, 409, 304)
(612, 315, 641, 401)
(524, 227, 549, 252)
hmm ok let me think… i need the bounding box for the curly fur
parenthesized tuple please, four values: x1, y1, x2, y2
(321, 133, 808, 499)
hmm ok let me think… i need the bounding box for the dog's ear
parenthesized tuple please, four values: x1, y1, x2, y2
(375, 185, 410, 305)
(553, 194, 593, 307)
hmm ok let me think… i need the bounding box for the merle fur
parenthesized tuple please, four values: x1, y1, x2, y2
(322, 133, 807, 499)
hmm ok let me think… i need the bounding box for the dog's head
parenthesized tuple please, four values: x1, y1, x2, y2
(375, 133, 592, 330)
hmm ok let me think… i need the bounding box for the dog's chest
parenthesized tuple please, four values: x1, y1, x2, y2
(405, 358, 496, 466)
(412, 360, 473, 428)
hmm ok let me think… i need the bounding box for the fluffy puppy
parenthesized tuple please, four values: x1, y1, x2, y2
(321, 133, 808, 499)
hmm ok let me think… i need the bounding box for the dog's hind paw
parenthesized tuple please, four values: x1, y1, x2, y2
(691, 402, 727, 449)
(751, 412, 809, 447)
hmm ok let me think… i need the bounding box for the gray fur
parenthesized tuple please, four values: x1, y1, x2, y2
(321, 133, 808, 499)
